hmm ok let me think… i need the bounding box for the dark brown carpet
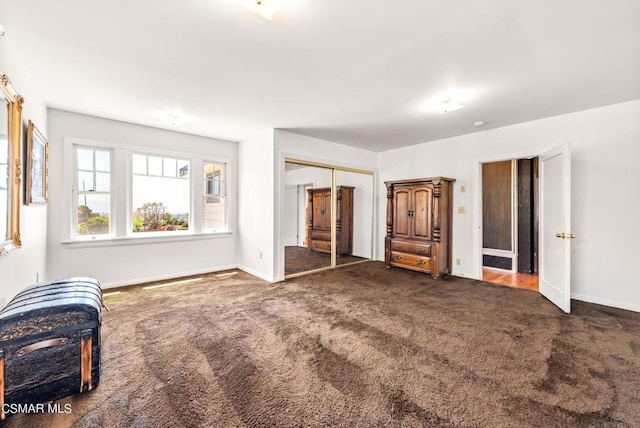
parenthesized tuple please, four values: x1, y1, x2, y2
(285, 245, 366, 275)
(7, 262, 640, 427)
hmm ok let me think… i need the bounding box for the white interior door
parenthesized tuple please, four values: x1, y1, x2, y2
(297, 184, 311, 246)
(283, 185, 298, 247)
(539, 143, 572, 313)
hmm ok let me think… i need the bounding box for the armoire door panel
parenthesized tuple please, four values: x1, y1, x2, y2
(412, 186, 432, 240)
(323, 192, 332, 229)
(393, 189, 411, 238)
(312, 193, 325, 229)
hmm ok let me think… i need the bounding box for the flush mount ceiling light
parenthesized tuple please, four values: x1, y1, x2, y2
(234, 0, 293, 20)
(163, 113, 184, 126)
(435, 98, 464, 113)
(421, 89, 476, 114)
(154, 111, 194, 127)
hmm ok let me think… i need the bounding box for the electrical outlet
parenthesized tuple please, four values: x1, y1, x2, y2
(456, 258, 461, 266)
(259, 252, 263, 259)
(457, 206, 465, 214)
(460, 185, 466, 193)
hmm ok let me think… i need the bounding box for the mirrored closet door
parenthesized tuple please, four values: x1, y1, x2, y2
(284, 159, 374, 278)
(284, 162, 333, 276)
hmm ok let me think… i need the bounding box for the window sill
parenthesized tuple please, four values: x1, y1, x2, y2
(61, 231, 233, 249)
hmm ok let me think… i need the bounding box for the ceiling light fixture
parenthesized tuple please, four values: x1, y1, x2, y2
(234, 0, 292, 20)
(163, 113, 183, 126)
(436, 98, 464, 113)
(421, 89, 476, 114)
(154, 111, 194, 127)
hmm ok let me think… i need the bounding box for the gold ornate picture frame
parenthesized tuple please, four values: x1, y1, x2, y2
(0, 74, 23, 255)
(26, 120, 48, 205)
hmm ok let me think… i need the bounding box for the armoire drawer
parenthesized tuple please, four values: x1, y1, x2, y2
(310, 231, 331, 241)
(310, 240, 331, 252)
(390, 240, 431, 256)
(390, 251, 432, 272)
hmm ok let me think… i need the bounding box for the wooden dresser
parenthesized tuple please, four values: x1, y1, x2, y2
(306, 186, 354, 256)
(384, 177, 455, 278)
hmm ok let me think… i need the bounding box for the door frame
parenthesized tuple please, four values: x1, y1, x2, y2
(473, 148, 547, 281)
(283, 185, 298, 247)
(297, 183, 314, 247)
(481, 159, 518, 273)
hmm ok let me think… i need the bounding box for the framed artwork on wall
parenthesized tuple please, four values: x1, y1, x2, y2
(26, 120, 48, 205)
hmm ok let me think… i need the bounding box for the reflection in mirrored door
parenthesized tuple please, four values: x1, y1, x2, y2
(284, 162, 333, 275)
(336, 170, 374, 266)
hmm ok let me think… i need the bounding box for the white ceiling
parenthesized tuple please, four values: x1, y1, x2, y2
(2, 0, 640, 151)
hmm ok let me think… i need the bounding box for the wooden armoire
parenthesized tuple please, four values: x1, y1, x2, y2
(306, 186, 354, 256)
(384, 177, 455, 278)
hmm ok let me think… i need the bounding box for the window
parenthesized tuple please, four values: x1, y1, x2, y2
(132, 154, 190, 233)
(75, 147, 111, 237)
(67, 139, 230, 242)
(204, 162, 226, 231)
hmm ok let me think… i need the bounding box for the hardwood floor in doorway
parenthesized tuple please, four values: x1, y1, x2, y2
(483, 268, 539, 291)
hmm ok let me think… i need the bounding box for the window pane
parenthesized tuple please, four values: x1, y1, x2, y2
(178, 160, 189, 179)
(95, 150, 110, 172)
(78, 171, 94, 191)
(132, 154, 147, 175)
(95, 172, 110, 192)
(77, 148, 94, 171)
(163, 158, 177, 177)
(203, 162, 225, 231)
(204, 196, 225, 231)
(77, 193, 110, 236)
(132, 174, 190, 233)
(204, 162, 225, 196)
(148, 156, 162, 176)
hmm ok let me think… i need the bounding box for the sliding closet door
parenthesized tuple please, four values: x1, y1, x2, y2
(284, 162, 332, 276)
(335, 170, 374, 266)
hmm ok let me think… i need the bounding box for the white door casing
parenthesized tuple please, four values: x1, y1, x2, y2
(283, 185, 298, 247)
(539, 143, 572, 313)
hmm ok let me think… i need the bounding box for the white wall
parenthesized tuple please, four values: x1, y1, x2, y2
(377, 100, 640, 312)
(338, 170, 375, 258)
(0, 18, 49, 306)
(46, 109, 238, 287)
(274, 129, 378, 281)
(237, 129, 275, 281)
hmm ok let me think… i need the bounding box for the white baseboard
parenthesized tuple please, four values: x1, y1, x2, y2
(571, 292, 640, 313)
(238, 265, 275, 283)
(101, 264, 239, 289)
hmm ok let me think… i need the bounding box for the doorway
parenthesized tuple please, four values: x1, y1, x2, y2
(481, 157, 539, 291)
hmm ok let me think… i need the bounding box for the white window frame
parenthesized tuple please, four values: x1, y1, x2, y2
(130, 152, 192, 237)
(203, 161, 228, 233)
(72, 145, 114, 240)
(62, 137, 232, 247)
